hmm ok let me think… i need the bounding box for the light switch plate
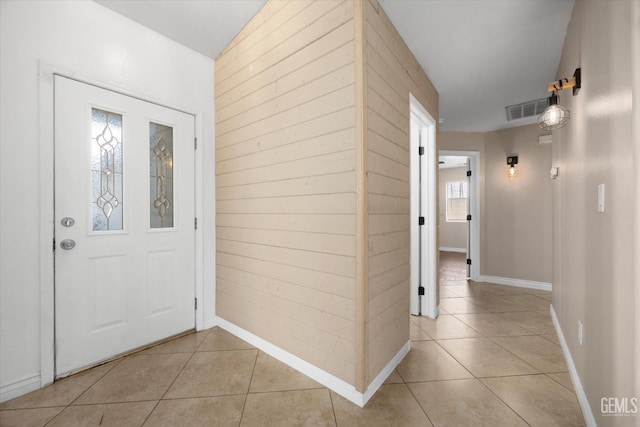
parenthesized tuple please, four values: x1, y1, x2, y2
(598, 184, 605, 213)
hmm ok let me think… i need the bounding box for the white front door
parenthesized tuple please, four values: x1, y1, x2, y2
(54, 76, 195, 377)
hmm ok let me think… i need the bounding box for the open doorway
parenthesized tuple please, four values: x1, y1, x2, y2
(439, 150, 480, 283)
(438, 155, 469, 281)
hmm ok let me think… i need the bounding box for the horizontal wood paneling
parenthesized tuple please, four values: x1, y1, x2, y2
(217, 172, 356, 200)
(217, 193, 356, 215)
(215, 1, 352, 96)
(365, 0, 438, 382)
(217, 265, 355, 321)
(217, 63, 355, 136)
(216, 108, 355, 162)
(369, 261, 409, 299)
(217, 227, 356, 257)
(216, 0, 357, 386)
(369, 214, 409, 235)
(217, 251, 355, 298)
(218, 278, 354, 341)
(368, 231, 408, 257)
(216, 294, 354, 383)
(217, 21, 355, 110)
(217, 85, 355, 147)
(217, 213, 355, 235)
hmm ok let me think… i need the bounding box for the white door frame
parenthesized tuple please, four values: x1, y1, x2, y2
(38, 64, 207, 387)
(409, 94, 437, 318)
(439, 149, 481, 282)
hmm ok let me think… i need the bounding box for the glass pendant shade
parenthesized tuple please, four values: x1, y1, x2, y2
(538, 94, 570, 131)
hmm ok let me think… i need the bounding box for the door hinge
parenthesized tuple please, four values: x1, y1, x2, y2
(194, 137, 197, 150)
(467, 170, 472, 177)
(52, 238, 56, 251)
(467, 214, 472, 221)
(467, 258, 472, 265)
(194, 217, 198, 230)
(418, 146, 424, 156)
(418, 286, 425, 296)
(418, 216, 425, 225)
(195, 298, 198, 310)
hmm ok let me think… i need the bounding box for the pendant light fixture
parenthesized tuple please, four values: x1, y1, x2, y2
(538, 92, 569, 131)
(538, 68, 581, 131)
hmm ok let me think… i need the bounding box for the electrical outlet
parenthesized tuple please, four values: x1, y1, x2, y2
(578, 320, 583, 346)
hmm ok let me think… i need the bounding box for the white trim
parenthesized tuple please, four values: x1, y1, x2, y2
(439, 150, 480, 282)
(38, 62, 209, 387)
(362, 340, 410, 404)
(439, 247, 466, 253)
(409, 93, 437, 319)
(203, 317, 219, 330)
(550, 305, 597, 427)
(215, 317, 409, 407)
(631, 0, 640, 406)
(478, 275, 552, 291)
(0, 375, 41, 403)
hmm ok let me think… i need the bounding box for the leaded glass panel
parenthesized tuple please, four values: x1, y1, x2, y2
(149, 122, 174, 228)
(91, 108, 123, 231)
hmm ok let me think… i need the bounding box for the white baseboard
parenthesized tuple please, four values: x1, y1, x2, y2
(477, 275, 552, 291)
(202, 317, 219, 331)
(215, 317, 409, 407)
(549, 305, 596, 427)
(439, 247, 466, 253)
(362, 340, 410, 404)
(0, 374, 40, 403)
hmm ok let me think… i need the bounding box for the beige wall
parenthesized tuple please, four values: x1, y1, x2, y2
(215, 0, 438, 391)
(440, 124, 552, 284)
(484, 125, 552, 283)
(215, 0, 358, 384)
(552, 0, 637, 424)
(438, 167, 468, 250)
(364, 0, 438, 382)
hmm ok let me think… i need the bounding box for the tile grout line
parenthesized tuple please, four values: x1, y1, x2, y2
(327, 386, 338, 426)
(137, 327, 213, 425)
(237, 348, 261, 427)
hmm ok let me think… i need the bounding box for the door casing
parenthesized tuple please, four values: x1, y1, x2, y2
(409, 94, 437, 318)
(38, 64, 208, 387)
(439, 149, 481, 282)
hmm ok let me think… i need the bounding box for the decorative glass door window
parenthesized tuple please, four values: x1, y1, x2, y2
(149, 122, 174, 228)
(91, 108, 123, 231)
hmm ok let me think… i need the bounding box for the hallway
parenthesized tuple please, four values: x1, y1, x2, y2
(0, 280, 582, 426)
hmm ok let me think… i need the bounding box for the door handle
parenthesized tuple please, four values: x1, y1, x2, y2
(60, 239, 76, 250)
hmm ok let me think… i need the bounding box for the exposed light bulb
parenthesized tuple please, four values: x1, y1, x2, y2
(509, 166, 515, 176)
(545, 105, 563, 126)
(538, 93, 570, 131)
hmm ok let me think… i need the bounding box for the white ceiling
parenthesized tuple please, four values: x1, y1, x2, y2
(95, 0, 575, 132)
(378, 0, 575, 131)
(95, 0, 267, 59)
(439, 155, 468, 170)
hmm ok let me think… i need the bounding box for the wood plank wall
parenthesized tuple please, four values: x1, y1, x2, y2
(364, 0, 439, 381)
(214, 0, 358, 384)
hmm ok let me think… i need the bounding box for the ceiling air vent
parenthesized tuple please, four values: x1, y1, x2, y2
(505, 97, 549, 121)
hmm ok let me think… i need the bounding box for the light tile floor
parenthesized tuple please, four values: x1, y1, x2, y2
(0, 257, 584, 426)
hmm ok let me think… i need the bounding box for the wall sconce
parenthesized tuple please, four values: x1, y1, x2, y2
(538, 68, 581, 131)
(507, 156, 519, 178)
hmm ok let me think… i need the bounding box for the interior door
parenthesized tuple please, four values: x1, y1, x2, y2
(54, 76, 195, 377)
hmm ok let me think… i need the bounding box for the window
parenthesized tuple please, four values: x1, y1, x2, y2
(446, 181, 468, 222)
